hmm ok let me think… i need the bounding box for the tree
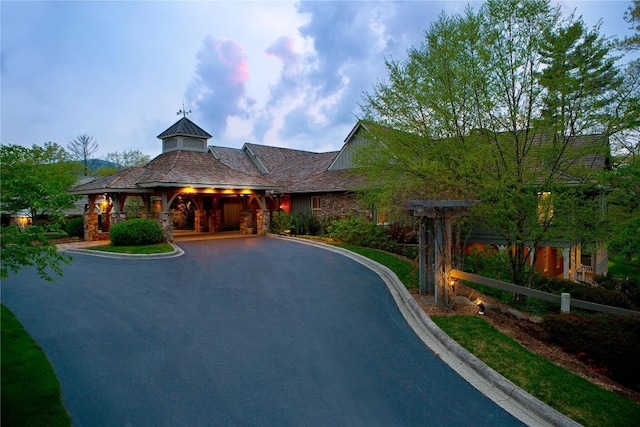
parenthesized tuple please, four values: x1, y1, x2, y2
(358, 0, 626, 286)
(105, 149, 150, 170)
(68, 134, 99, 176)
(1, 143, 80, 221)
(1, 225, 70, 282)
(621, 0, 640, 51)
(0, 143, 78, 281)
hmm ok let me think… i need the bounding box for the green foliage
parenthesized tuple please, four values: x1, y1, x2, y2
(593, 273, 640, 307)
(269, 211, 293, 234)
(358, 0, 626, 286)
(109, 218, 163, 246)
(89, 243, 173, 254)
(1, 143, 81, 221)
(463, 247, 515, 282)
(1, 305, 71, 426)
(544, 313, 640, 391)
(105, 149, 151, 170)
(65, 217, 84, 238)
(608, 217, 640, 266)
(536, 276, 638, 310)
(334, 243, 418, 290)
(327, 215, 396, 251)
(288, 211, 322, 236)
(1, 225, 71, 281)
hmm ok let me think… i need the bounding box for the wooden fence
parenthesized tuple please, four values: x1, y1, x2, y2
(449, 269, 640, 317)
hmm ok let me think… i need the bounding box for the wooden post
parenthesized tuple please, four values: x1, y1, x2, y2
(419, 217, 426, 295)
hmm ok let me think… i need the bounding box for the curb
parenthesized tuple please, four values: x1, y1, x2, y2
(272, 235, 580, 427)
(58, 243, 185, 259)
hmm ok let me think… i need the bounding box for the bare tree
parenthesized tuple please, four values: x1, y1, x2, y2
(68, 133, 99, 176)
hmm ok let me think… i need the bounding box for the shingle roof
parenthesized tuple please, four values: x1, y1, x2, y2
(68, 167, 150, 194)
(136, 150, 277, 189)
(157, 117, 212, 139)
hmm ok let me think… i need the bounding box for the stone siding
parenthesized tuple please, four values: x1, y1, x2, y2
(315, 192, 369, 219)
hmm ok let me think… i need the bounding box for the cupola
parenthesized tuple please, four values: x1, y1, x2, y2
(157, 116, 212, 153)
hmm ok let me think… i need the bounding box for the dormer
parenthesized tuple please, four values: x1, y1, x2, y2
(157, 117, 212, 153)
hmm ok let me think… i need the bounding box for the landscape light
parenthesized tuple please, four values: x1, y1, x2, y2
(475, 298, 485, 315)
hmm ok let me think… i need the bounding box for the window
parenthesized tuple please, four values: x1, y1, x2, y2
(311, 196, 321, 216)
(537, 191, 553, 223)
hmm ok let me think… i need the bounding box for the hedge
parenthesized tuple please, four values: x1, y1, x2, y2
(109, 218, 163, 246)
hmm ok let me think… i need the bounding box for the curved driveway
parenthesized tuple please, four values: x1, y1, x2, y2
(2, 237, 522, 426)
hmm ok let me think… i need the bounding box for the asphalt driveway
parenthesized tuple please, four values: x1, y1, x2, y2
(2, 237, 522, 426)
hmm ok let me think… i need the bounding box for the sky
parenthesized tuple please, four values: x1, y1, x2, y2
(1, 1, 637, 159)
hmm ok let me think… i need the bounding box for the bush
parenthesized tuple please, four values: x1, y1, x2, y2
(109, 218, 163, 246)
(327, 215, 395, 251)
(463, 247, 514, 282)
(544, 313, 640, 391)
(289, 211, 322, 236)
(270, 211, 293, 234)
(65, 217, 84, 238)
(535, 276, 638, 311)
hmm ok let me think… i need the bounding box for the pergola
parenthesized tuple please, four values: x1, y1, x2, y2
(405, 200, 479, 307)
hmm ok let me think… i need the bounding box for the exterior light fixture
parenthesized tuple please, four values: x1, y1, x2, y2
(475, 298, 485, 315)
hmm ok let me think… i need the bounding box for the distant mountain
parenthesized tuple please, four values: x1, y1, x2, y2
(85, 159, 119, 171)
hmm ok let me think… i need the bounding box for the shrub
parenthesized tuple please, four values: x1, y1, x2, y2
(289, 211, 321, 236)
(535, 276, 638, 311)
(327, 215, 395, 251)
(544, 313, 640, 391)
(270, 211, 293, 234)
(109, 218, 163, 246)
(463, 247, 514, 282)
(65, 217, 84, 238)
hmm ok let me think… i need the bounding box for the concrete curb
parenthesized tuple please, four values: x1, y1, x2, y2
(59, 243, 185, 259)
(272, 235, 581, 427)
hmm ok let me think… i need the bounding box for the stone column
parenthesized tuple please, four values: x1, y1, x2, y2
(208, 210, 221, 233)
(157, 212, 173, 243)
(240, 210, 253, 234)
(194, 210, 208, 232)
(110, 212, 127, 227)
(256, 209, 270, 236)
(84, 213, 99, 241)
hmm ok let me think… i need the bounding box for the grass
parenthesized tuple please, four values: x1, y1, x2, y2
(89, 243, 174, 254)
(432, 315, 640, 426)
(608, 260, 640, 280)
(1, 305, 71, 426)
(334, 243, 640, 426)
(332, 243, 419, 289)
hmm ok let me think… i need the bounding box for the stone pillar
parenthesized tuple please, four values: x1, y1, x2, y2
(194, 210, 208, 232)
(157, 212, 173, 243)
(240, 210, 253, 234)
(256, 209, 270, 236)
(84, 213, 99, 241)
(208, 210, 221, 233)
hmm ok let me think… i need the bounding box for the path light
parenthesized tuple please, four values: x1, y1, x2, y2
(475, 298, 485, 315)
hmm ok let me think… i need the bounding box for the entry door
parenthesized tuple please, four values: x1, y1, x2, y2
(222, 198, 242, 230)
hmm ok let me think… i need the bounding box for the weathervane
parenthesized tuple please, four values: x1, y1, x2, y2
(177, 99, 191, 118)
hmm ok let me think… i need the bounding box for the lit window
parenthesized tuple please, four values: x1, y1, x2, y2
(537, 191, 553, 223)
(312, 196, 321, 216)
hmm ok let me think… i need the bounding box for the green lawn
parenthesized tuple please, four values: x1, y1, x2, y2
(332, 243, 419, 289)
(608, 260, 640, 280)
(89, 243, 174, 254)
(432, 315, 640, 426)
(1, 305, 71, 426)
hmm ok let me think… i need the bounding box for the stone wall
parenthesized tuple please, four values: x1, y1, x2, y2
(194, 210, 207, 232)
(316, 192, 369, 220)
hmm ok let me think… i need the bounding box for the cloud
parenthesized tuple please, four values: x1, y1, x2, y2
(186, 36, 253, 138)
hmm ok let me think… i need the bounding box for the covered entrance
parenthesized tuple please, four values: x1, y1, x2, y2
(69, 116, 282, 242)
